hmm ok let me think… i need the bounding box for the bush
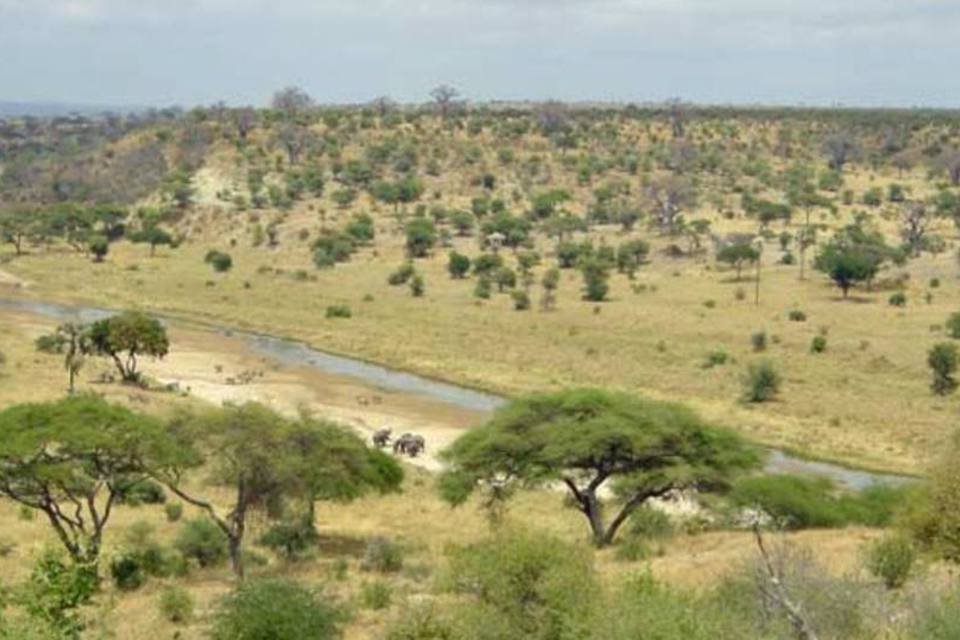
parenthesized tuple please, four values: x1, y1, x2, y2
(447, 251, 471, 279)
(164, 502, 183, 522)
(474, 276, 492, 299)
(360, 537, 404, 573)
(742, 361, 780, 402)
(864, 534, 916, 589)
(360, 581, 393, 610)
(384, 605, 455, 640)
(929, 342, 959, 395)
(110, 553, 146, 591)
(750, 330, 767, 352)
(703, 350, 729, 368)
(158, 586, 194, 624)
(511, 290, 530, 310)
(174, 518, 229, 568)
(204, 250, 233, 273)
(889, 291, 907, 307)
(258, 519, 319, 561)
(211, 579, 344, 640)
(444, 530, 597, 640)
(326, 304, 352, 319)
(946, 312, 960, 339)
(810, 335, 827, 353)
(410, 274, 425, 297)
(788, 309, 807, 322)
(116, 479, 165, 506)
(388, 262, 415, 286)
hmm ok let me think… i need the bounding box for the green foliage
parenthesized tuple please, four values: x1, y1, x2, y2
(388, 262, 415, 286)
(410, 274, 425, 297)
(947, 312, 960, 339)
(158, 585, 194, 624)
(742, 361, 780, 402)
(864, 534, 916, 589)
(703, 350, 729, 368)
(360, 581, 393, 610)
(258, 519, 319, 561)
(109, 553, 146, 591)
(929, 342, 958, 395)
(344, 213, 375, 244)
(814, 225, 893, 297)
(115, 479, 165, 506)
(405, 218, 437, 258)
(360, 537, 404, 573)
(313, 231, 356, 268)
(164, 503, 183, 522)
(211, 579, 345, 640)
(474, 276, 492, 299)
(440, 389, 757, 546)
(730, 474, 906, 529)
(204, 250, 233, 273)
(18, 550, 98, 639)
(811, 335, 828, 353)
(716, 240, 759, 280)
(580, 257, 610, 302)
(750, 330, 767, 352)
(889, 291, 907, 307)
(87, 311, 169, 382)
(444, 530, 596, 640)
(511, 290, 531, 310)
(325, 304, 352, 319)
(447, 251, 471, 278)
(174, 518, 229, 568)
(472, 252, 503, 275)
(88, 235, 109, 262)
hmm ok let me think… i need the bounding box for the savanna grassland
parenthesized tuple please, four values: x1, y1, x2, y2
(4, 98, 960, 639)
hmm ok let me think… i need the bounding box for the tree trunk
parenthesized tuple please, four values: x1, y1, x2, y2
(229, 535, 244, 580)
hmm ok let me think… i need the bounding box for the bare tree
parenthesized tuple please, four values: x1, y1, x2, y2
(752, 526, 820, 640)
(233, 107, 257, 142)
(370, 96, 396, 119)
(823, 132, 859, 171)
(939, 149, 960, 185)
(667, 98, 686, 139)
(536, 100, 570, 136)
(271, 86, 314, 120)
(901, 200, 931, 256)
(430, 84, 461, 119)
(646, 175, 696, 234)
(274, 123, 312, 165)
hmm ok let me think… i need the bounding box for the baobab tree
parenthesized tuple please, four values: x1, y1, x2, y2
(430, 84, 461, 119)
(823, 132, 859, 171)
(646, 174, 696, 234)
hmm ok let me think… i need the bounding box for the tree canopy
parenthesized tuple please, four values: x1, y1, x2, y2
(87, 311, 169, 382)
(439, 389, 758, 546)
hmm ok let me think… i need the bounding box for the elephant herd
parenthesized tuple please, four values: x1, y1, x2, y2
(372, 428, 425, 458)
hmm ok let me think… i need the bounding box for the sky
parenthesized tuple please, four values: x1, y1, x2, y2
(1, 0, 959, 109)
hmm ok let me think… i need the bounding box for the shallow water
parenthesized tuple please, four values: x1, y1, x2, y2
(0, 296, 911, 490)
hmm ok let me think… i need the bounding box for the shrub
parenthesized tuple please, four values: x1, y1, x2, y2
(703, 350, 729, 368)
(211, 579, 344, 640)
(110, 553, 146, 591)
(447, 251, 471, 279)
(388, 262, 415, 286)
(258, 519, 319, 561)
(164, 502, 183, 522)
(444, 530, 596, 640)
(410, 274, 425, 297)
(360, 581, 393, 610)
(788, 309, 807, 322)
(116, 479, 165, 506)
(361, 537, 404, 573)
(811, 335, 827, 353)
(174, 518, 229, 568)
(929, 342, 959, 395)
(326, 304, 352, 319)
(742, 361, 780, 402)
(511, 290, 530, 311)
(946, 312, 960, 339)
(474, 276, 492, 299)
(384, 605, 455, 640)
(864, 534, 916, 589)
(472, 253, 503, 276)
(158, 586, 194, 624)
(205, 250, 233, 273)
(750, 331, 767, 352)
(889, 291, 907, 307)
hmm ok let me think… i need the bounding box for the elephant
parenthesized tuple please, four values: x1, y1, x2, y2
(372, 428, 392, 448)
(393, 433, 426, 457)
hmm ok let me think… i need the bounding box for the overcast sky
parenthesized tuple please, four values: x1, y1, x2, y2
(1, 0, 958, 108)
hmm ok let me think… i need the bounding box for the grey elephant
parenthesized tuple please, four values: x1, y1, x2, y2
(372, 428, 392, 448)
(393, 433, 426, 457)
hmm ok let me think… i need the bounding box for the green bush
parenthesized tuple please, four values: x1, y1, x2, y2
(360, 581, 393, 610)
(360, 537, 404, 573)
(703, 350, 729, 368)
(164, 502, 183, 522)
(205, 250, 233, 273)
(384, 605, 455, 640)
(116, 479, 166, 506)
(742, 361, 781, 402)
(889, 291, 907, 307)
(110, 553, 146, 591)
(410, 274, 425, 297)
(511, 290, 530, 310)
(788, 309, 807, 322)
(474, 276, 492, 299)
(750, 330, 767, 352)
(946, 311, 960, 339)
(388, 262, 415, 286)
(864, 534, 916, 589)
(174, 518, 229, 568)
(158, 585, 194, 624)
(811, 335, 827, 353)
(929, 342, 959, 395)
(325, 304, 352, 319)
(211, 579, 344, 640)
(258, 519, 319, 561)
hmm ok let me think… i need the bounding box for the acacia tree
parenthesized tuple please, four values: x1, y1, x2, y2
(152, 403, 402, 579)
(439, 389, 757, 547)
(87, 311, 169, 383)
(0, 395, 172, 564)
(716, 235, 760, 281)
(36, 322, 90, 393)
(814, 226, 894, 298)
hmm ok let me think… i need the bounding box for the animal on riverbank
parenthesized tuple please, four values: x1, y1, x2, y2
(393, 433, 425, 458)
(372, 428, 392, 448)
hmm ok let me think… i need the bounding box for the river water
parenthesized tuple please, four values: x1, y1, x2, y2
(0, 296, 912, 490)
